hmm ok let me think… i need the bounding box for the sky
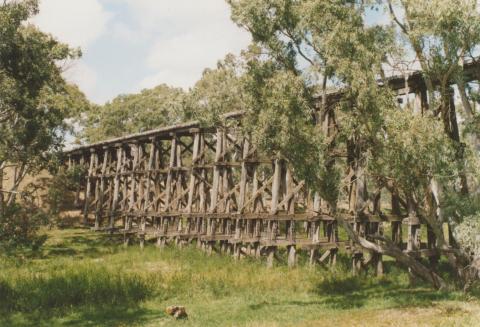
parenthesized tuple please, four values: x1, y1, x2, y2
(32, 0, 251, 104)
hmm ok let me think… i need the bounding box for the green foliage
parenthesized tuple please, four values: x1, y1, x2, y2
(81, 84, 186, 142)
(228, 1, 397, 203)
(0, 0, 88, 250)
(463, 110, 480, 138)
(241, 57, 337, 197)
(391, 0, 480, 84)
(454, 213, 480, 258)
(0, 0, 80, 170)
(0, 202, 47, 250)
(185, 54, 246, 126)
(371, 108, 457, 193)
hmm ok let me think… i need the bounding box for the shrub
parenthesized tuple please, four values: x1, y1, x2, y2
(0, 202, 48, 250)
(454, 214, 480, 259)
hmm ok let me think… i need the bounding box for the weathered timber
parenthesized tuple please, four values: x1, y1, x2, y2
(63, 65, 480, 271)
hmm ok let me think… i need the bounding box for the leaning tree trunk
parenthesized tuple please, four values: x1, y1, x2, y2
(332, 210, 447, 289)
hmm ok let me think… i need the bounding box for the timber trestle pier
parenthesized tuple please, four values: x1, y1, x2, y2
(64, 63, 480, 272)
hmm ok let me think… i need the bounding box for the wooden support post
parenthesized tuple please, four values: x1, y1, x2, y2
(83, 149, 96, 226)
(351, 221, 364, 275)
(351, 157, 367, 274)
(285, 168, 296, 268)
(329, 248, 338, 266)
(165, 135, 176, 212)
(198, 133, 207, 219)
(266, 246, 276, 268)
(74, 156, 84, 208)
(124, 142, 139, 246)
(407, 197, 421, 282)
(95, 147, 109, 230)
(140, 139, 156, 249)
(287, 245, 296, 268)
(233, 240, 241, 260)
(427, 225, 439, 267)
(391, 193, 403, 246)
(309, 192, 321, 265)
(159, 217, 169, 248)
(352, 252, 363, 276)
(120, 148, 128, 227)
(234, 137, 250, 259)
(407, 198, 421, 252)
(309, 248, 318, 267)
(109, 145, 123, 229)
(265, 159, 282, 268)
(238, 137, 250, 214)
(370, 222, 384, 276)
(186, 132, 200, 244)
(210, 129, 223, 213)
(326, 221, 338, 266)
(270, 159, 282, 216)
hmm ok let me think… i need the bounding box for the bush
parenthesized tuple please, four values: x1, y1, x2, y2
(0, 202, 48, 250)
(454, 214, 480, 259)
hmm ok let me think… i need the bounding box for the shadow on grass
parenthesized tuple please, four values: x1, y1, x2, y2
(2, 229, 125, 261)
(312, 274, 464, 310)
(65, 306, 164, 327)
(0, 305, 165, 327)
(39, 233, 124, 260)
(247, 286, 462, 313)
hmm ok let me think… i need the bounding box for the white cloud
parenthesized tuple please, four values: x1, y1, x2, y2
(33, 0, 111, 49)
(140, 27, 249, 90)
(111, 22, 141, 43)
(63, 61, 100, 102)
(32, 0, 112, 103)
(123, 0, 251, 90)
(31, 0, 251, 103)
(121, 0, 227, 35)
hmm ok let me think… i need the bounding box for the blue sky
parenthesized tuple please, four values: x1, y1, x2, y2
(32, 1, 386, 105)
(33, 0, 251, 104)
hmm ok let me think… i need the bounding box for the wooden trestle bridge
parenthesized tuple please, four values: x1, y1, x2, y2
(64, 62, 480, 273)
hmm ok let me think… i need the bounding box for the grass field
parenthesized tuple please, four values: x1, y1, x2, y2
(1, 228, 479, 327)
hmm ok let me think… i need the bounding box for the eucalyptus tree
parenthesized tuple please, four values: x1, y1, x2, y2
(0, 0, 82, 213)
(227, 0, 480, 289)
(0, 0, 90, 249)
(81, 84, 186, 143)
(184, 54, 247, 126)
(386, 0, 480, 143)
(384, 0, 480, 287)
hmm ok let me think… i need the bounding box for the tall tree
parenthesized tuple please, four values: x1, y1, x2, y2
(81, 84, 186, 143)
(0, 0, 81, 211)
(384, 0, 480, 285)
(184, 54, 246, 125)
(228, 0, 480, 288)
(387, 0, 480, 188)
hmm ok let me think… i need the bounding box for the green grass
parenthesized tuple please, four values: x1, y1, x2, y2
(0, 228, 479, 326)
